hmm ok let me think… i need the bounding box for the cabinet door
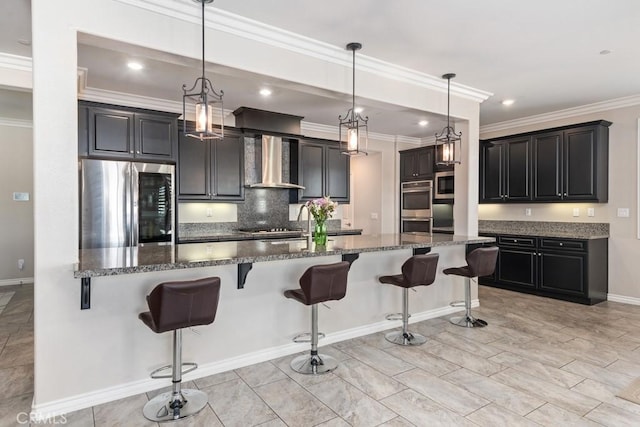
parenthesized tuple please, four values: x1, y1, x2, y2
(400, 152, 417, 181)
(564, 126, 596, 200)
(326, 145, 350, 201)
(135, 113, 176, 161)
(539, 251, 586, 295)
(532, 132, 563, 201)
(298, 142, 325, 200)
(177, 132, 210, 200)
(479, 142, 504, 202)
(212, 134, 244, 200)
(504, 137, 531, 201)
(416, 147, 434, 179)
(497, 248, 537, 288)
(88, 107, 134, 158)
(78, 105, 88, 157)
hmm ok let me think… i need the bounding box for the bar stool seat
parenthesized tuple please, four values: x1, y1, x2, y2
(378, 253, 439, 346)
(284, 261, 350, 375)
(139, 277, 221, 422)
(443, 247, 498, 328)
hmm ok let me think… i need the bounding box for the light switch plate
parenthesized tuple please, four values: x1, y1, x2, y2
(618, 208, 630, 218)
(370, 212, 378, 220)
(12, 192, 29, 201)
(525, 208, 531, 216)
(587, 208, 595, 217)
(572, 208, 580, 217)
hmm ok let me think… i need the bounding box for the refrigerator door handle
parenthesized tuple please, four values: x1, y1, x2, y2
(130, 163, 139, 247)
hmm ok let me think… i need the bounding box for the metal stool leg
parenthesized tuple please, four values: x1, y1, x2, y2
(291, 304, 338, 374)
(385, 288, 427, 345)
(143, 330, 209, 421)
(450, 278, 487, 328)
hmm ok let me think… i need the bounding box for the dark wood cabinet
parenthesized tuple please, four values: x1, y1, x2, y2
(479, 136, 531, 203)
(400, 146, 434, 181)
(479, 234, 607, 305)
(290, 138, 350, 202)
(79, 101, 178, 162)
(177, 126, 244, 201)
(482, 120, 610, 204)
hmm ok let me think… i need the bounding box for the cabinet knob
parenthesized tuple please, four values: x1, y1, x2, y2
(559, 242, 563, 246)
(557, 193, 561, 196)
(130, 150, 134, 154)
(564, 193, 567, 196)
(538, 253, 542, 257)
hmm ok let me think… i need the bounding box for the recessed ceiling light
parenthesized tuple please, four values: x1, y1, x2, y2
(599, 49, 611, 55)
(501, 99, 515, 106)
(259, 88, 272, 97)
(354, 107, 363, 114)
(419, 120, 429, 127)
(127, 61, 143, 71)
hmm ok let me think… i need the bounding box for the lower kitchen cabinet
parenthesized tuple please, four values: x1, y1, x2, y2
(479, 234, 607, 305)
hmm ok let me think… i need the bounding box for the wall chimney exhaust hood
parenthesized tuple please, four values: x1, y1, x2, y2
(250, 135, 305, 189)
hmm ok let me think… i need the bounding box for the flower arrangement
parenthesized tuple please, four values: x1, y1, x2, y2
(305, 196, 338, 223)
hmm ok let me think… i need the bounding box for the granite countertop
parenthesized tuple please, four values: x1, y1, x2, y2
(75, 233, 494, 278)
(478, 220, 609, 239)
(177, 228, 363, 243)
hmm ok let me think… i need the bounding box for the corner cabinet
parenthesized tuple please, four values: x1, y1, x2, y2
(78, 101, 179, 162)
(400, 146, 434, 181)
(177, 125, 244, 202)
(479, 234, 608, 305)
(290, 138, 350, 203)
(480, 120, 610, 203)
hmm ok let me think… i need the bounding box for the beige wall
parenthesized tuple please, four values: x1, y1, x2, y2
(479, 104, 640, 300)
(0, 124, 33, 283)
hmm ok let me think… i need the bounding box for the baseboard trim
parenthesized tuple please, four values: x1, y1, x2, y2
(0, 278, 33, 287)
(607, 293, 640, 306)
(31, 302, 469, 418)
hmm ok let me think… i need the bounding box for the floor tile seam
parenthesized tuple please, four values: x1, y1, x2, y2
(332, 367, 408, 402)
(234, 361, 287, 389)
(342, 350, 416, 378)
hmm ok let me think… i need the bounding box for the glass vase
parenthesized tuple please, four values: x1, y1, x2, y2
(314, 221, 327, 246)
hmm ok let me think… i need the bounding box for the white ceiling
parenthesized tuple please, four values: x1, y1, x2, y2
(2, 0, 640, 135)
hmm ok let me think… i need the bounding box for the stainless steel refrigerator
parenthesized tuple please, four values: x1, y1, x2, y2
(79, 159, 175, 248)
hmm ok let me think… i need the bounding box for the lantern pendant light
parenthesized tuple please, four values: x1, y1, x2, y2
(339, 42, 368, 156)
(435, 73, 462, 165)
(182, 0, 224, 141)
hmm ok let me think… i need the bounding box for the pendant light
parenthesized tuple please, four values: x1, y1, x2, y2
(182, 0, 224, 141)
(339, 42, 368, 156)
(435, 73, 461, 165)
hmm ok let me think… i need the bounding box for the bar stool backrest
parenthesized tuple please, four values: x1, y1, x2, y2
(299, 261, 350, 305)
(401, 253, 439, 287)
(466, 247, 499, 277)
(147, 277, 221, 333)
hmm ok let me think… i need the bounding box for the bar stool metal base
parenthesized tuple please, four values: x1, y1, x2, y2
(385, 330, 427, 346)
(290, 353, 337, 375)
(449, 315, 487, 328)
(142, 389, 208, 422)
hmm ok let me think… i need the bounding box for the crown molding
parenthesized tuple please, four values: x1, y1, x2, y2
(0, 52, 31, 72)
(113, 0, 492, 103)
(481, 94, 640, 134)
(0, 117, 32, 128)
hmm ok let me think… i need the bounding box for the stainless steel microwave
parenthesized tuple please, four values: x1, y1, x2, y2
(434, 171, 454, 200)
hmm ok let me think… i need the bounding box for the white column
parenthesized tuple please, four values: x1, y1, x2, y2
(453, 107, 480, 236)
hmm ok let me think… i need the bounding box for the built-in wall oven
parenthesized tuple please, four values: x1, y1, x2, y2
(401, 180, 433, 234)
(434, 171, 454, 200)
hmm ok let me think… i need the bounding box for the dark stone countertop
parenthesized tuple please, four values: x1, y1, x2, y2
(75, 233, 494, 278)
(177, 228, 363, 244)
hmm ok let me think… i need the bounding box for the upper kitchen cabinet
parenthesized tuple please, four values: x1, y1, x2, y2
(479, 136, 531, 203)
(177, 124, 244, 202)
(290, 138, 350, 202)
(78, 101, 179, 162)
(400, 146, 434, 181)
(533, 122, 610, 202)
(481, 120, 610, 204)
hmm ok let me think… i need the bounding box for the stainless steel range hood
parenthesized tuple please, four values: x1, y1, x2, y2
(249, 135, 305, 189)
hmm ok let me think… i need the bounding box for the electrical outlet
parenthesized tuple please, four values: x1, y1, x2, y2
(587, 208, 595, 217)
(618, 208, 630, 218)
(18, 259, 24, 270)
(572, 208, 580, 217)
(525, 208, 531, 216)
(206, 208, 213, 217)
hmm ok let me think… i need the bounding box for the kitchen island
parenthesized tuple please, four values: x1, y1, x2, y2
(62, 233, 494, 413)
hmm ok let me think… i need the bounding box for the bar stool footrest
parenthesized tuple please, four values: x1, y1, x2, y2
(385, 313, 409, 321)
(292, 332, 325, 343)
(150, 362, 198, 379)
(449, 300, 465, 308)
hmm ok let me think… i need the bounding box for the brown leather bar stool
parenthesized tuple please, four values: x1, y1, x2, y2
(139, 277, 221, 422)
(284, 261, 350, 375)
(378, 253, 439, 346)
(444, 247, 498, 328)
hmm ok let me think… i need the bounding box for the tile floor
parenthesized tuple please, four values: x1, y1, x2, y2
(1, 283, 640, 426)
